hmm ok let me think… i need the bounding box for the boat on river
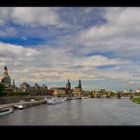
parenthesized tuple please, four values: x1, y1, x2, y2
(17, 105, 25, 109)
(0, 107, 14, 116)
(47, 98, 64, 105)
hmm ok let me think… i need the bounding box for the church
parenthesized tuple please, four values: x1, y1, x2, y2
(0, 66, 15, 93)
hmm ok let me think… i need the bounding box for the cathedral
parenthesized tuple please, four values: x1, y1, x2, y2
(0, 66, 14, 93)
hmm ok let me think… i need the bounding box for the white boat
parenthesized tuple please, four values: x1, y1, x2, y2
(63, 97, 67, 101)
(47, 98, 64, 105)
(0, 107, 14, 116)
(31, 99, 35, 102)
(17, 105, 25, 109)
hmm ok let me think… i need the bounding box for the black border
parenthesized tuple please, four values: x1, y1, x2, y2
(0, 0, 140, 134)
(0, 0, 140, 7)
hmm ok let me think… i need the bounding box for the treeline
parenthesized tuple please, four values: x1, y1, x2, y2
(0, 92, 30, 97)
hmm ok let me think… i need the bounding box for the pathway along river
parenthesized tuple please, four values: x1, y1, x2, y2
(0, 98, 140, 125)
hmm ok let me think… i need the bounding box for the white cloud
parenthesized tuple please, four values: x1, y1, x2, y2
(76, 7, 140, 58)
(0, 41, 137, 85)
(0, 8, 140, 88)
(76, 55, 130, 67)
(0, 7, 64, 28)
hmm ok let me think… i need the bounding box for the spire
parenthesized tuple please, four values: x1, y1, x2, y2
(78, 79, 82, 88)
(66, 79, 71, 89)
(13, 79, 15, 87)
(4, 66, 8, 70)
(3, 65, 9, 77)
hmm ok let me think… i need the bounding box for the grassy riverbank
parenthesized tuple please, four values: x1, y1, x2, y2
(132, 97, 140, 104)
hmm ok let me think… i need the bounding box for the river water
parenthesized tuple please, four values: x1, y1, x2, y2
(0, 98, 140, 125)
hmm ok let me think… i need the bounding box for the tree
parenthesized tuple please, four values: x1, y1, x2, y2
(0, 83, 5, 96)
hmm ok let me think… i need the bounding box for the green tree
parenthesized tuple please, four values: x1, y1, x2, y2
(0, 83, 5, 96)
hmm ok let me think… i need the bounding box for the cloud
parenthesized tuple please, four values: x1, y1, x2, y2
(0, 7, 140, 89)
(0, 41, 137, 85)
(76, 8, 140, 59)
(0, 7, 64, 28)
(11, 7, 63, 27)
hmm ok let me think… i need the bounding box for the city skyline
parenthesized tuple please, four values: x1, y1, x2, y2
(0, 7, 140, 90)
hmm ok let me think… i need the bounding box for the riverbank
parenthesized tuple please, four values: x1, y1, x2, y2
(0, 95, 51, 104)
(0, 98, 47, 111)
(132, 97, 140, 104)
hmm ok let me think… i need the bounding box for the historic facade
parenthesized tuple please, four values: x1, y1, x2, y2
(19, 82, 31, 93)
(73, 79, 82, 94)
(19, 82, 48, 95)
(49, 87, 66, 95)
(0, 66, 13, 93)
(48, 79, 72, 95)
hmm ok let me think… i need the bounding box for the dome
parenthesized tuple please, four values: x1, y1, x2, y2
(4, 66, 8, 70)
(1, 75, 11, 86)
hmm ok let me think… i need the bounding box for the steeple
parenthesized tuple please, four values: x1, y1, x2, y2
(78, 79, 82, 89)
(1, 66, 11, 87)
(78, 79, 82, 91)
(13, 79, 15, 88)
(3, 66, 9, 77)
(66, 79, 71, 89)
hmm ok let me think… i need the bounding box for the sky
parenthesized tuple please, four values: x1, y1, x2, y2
(0, 7, 140, 91)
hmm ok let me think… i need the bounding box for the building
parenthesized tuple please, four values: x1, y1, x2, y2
(123, 89, 133, 93)
(48, 79, 72, 96)
(136, 88, 140, 93)
(0, 66, 13, 93)
(19, 82, 31, 93)
(19, 82, 48, 95)
(65, 79, 72, 94)
(49, 87, 66, 95)
(66, 79, 71, 89)
(73, 79, 82, 94)
(40, 84, 48, 95)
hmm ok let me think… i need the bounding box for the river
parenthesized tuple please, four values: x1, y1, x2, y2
(0, 98, 140, 125)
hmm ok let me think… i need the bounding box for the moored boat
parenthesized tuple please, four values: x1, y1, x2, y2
(47, 98, 64, 105)
(0, 107, 14, 116)
(63, 97, 67, 101)
(17, 105, 25, 109)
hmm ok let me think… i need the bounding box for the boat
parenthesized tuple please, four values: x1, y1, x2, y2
(0, 107, 14, 116)
(47, 98, 64, 105)
(63, 97, 67, 101)
(13, 104, 25, 109)
(17, 105, 25, 109)
(31, 99, 35, 102)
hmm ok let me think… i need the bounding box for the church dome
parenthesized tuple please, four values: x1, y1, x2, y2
(4, 66, 8, 70)
(1, 75, 11, 86)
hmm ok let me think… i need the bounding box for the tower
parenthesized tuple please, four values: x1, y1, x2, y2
(12, 79, 15, 88)
(78, 79, 82, 92)
(3, 66, 9, 77)
(66, 79, 71, 89)
(1, 66, 12, 92)
(78, 79, 82, 88)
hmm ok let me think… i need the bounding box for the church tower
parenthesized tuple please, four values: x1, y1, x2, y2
(1, 66, 11, 87)
(3, 66, 9, 77)
(66, 79, 71, 89)
(12, 79, 15, 88)
(78, 79, 82, 91)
